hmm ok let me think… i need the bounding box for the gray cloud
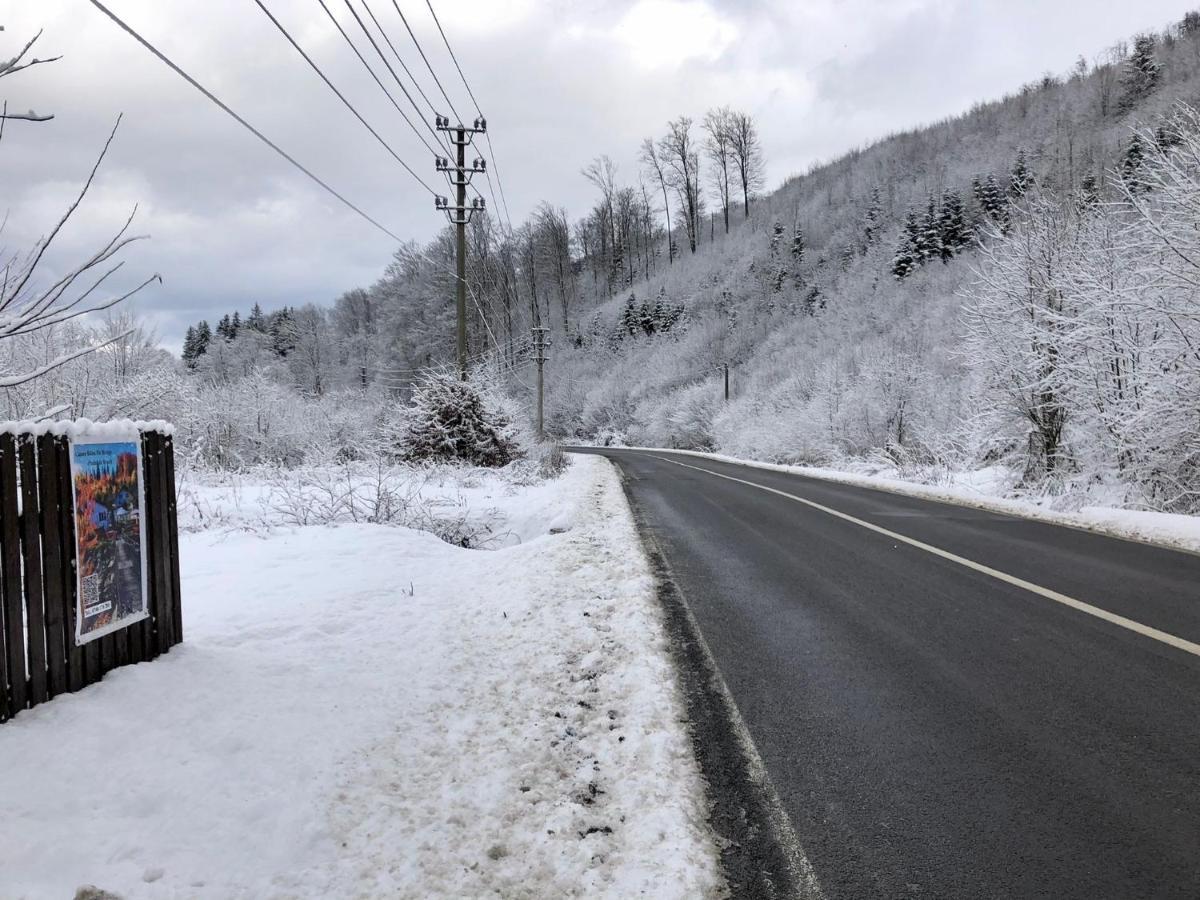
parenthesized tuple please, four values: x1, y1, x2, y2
(1, 0, 1195, 347)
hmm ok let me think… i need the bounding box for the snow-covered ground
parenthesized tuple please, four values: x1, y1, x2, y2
(0, 455, 722, 899)
(622, 448, 1200, 555)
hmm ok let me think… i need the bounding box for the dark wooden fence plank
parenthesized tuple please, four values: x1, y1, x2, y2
(54, 436, 86, 692)
(0, 434, 24, 719)
(114, 625, 129, 668)
(17, 436, 47, 705)
(147, 433, 174, 653)
(163, 436, 183, 648)
(140, 432, 164, 661)
(36, 434, 68, 697)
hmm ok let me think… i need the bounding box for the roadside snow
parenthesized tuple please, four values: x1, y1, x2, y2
(621, 447, 1200, 555)
(0, 455, 722, 899)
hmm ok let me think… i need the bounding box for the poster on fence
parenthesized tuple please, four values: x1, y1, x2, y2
(71, 437, 149, 645)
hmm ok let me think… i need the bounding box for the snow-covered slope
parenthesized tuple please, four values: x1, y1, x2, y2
(0, 456, 721, 899)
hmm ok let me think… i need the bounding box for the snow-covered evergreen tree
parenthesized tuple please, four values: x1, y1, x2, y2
(1120, 34, 1160, 110)
(1009, 149, 1033, 198)
(399, 371, 520, 468)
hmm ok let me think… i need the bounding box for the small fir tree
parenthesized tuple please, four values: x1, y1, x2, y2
(937, 191, 970, 260)
(620, 294, 640, 336)
(892, 209, 919, 279)
(399, 371, 519, 468)
(862, 188, 883, 247)
(1009, 149, 1033, 199)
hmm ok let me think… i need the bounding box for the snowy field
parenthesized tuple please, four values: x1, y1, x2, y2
(0, 455, 722, 899)
(622, 447, 1200, 555)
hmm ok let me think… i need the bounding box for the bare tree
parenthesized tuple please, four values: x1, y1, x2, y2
(659, 117, 701, 254)
(534, 203, 574, 333)
(639, 137, 673, 265)
(727, 110, 765, 219)
(582, 155, 620, 293)
(703, 106, 734, 234)
(0, 26, 158, 390)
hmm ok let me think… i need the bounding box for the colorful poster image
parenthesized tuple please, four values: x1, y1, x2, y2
(71, 439, 149, 644)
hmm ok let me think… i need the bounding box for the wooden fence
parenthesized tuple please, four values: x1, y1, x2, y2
(0, 426, 182, 723)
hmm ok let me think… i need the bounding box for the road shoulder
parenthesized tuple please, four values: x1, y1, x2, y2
(611, 458, 824, 900)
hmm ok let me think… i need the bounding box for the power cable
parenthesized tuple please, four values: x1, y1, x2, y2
(255, 0, 438, 194)
(87, 0, 406, 242)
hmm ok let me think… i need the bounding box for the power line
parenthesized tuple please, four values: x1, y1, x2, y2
(86, 0, 404, 242)
(424, 0, 481, 114)
(334, 0, 451, 158)
(360, 0, 438, 120)
(256, 0, 437, 194)
(391, 0, 462, 124)
(311, 0, 444, 160)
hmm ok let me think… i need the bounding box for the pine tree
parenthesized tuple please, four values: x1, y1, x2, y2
(217, 314, 233, 341)
(400, 372, 517, 468)
(892, 209, 919, 279)
(620, 294, 640, 336)
(638, 298, 657, 335)
(1079, 174, 1099, 208)
(269, 308, 294, 357)
(1122, 134, 1147, 190)
(983, 174, 1006, 221)
(181, 325, 199, 369)
(862, 188, 883, 247)
(937, 191, 969, 260)
(651, 288, 667, 332)
(195, 320, 212, 357)
(230, 311, 241, 339)
(770, 221, 785, 256)
(1009, 149, 1033, 199)
(1120, 34, 1160, 111)
(917, 195, 941, 262)
(791, 223, 805, 265)
(247, 303, 267, 332)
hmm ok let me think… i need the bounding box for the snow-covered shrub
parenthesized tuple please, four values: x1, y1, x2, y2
(398, 371, 520, 468)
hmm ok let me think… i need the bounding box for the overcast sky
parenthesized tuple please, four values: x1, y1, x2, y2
(3, 0, 1196, 348)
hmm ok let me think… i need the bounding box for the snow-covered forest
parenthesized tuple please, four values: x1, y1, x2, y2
(6, 12, 1200, 510)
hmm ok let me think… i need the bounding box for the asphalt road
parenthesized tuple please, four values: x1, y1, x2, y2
(578, 448, 1200, 900)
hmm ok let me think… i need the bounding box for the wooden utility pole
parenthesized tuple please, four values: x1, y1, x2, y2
(532, 325, 550, 439)
(434, 115, 488, 379)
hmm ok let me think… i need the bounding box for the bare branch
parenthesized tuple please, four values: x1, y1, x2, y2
(3, 114, 124, 307)
(0, 110, 53, 122)
(0, 328, 135, 389)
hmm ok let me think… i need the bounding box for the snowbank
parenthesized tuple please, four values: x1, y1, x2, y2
(0, 456, 721, 898)
(619, 447, 1200, 555)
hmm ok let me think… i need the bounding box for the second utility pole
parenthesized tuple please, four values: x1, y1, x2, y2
(532, 325, 550, 439)
(435, 115, 488, 379)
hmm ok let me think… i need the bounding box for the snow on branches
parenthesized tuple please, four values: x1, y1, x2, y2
(397, 370, 521, 468)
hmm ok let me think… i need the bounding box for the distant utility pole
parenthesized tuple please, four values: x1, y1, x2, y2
(434, 115, 488, 379)
(532, 325, 551, 439)
(723, 362, 729, 401)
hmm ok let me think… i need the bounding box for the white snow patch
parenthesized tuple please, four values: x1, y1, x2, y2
(0, 455, 722, 899)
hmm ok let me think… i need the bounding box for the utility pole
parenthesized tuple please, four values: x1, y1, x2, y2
(723, 362, 729, 401)
(532, 325, 550, 439)
(434, 115, 488, 379)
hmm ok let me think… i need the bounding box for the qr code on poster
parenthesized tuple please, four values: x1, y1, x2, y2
(81, 573, 101, 615)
